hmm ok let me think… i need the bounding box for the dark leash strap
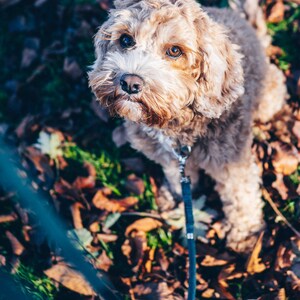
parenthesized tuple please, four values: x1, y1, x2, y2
(174, 145, 196, 300)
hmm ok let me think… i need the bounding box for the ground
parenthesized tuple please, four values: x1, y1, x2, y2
(0, 0, 300, 299)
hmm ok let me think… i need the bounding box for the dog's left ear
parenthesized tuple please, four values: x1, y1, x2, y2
(192, 13, 245, 119)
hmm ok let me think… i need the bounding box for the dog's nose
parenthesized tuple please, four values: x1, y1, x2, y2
(120, 74, 143, 94)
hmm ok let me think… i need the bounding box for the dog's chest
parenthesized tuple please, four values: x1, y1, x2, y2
(141, 126, 176, 156)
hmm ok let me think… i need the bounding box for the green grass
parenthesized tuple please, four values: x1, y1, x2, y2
(267, 3, 300, 71)
(63, 143, 123, 195)
(63, 143, 158, 211)
(147, 228, 173, 250)
(13, 264, 57, 300)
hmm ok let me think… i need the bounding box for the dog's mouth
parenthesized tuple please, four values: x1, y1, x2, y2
(111, 96, 147, 123)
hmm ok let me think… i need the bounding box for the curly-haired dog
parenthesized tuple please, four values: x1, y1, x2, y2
(89, 0, 286, 253)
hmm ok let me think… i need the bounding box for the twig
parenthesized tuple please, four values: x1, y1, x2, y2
(262, 189, 300, 238)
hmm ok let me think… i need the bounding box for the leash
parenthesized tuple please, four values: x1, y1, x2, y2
(173, 144, 196, 300)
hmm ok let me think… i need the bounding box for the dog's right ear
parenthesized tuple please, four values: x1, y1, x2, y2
(114, 0, 141, 9)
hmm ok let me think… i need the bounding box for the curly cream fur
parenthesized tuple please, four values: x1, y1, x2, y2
(89, 0, 287, 253)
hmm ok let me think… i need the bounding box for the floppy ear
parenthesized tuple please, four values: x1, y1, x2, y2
(193, 14, 245, 119)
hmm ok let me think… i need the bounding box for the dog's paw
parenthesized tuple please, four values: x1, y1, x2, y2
(156, 184, 177, 211)
(226, 231, 261, 254)
(220, 220, 265, 254)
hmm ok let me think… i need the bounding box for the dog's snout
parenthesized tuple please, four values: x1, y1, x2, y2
(120, 74, 144, 94)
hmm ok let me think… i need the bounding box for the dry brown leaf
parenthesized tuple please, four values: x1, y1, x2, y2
(73, 162, 96, 190)
(272, 173, 289, 200)
(70, 203, 84, 229)
(93, 189, 138, 213)
(271, 142, 299, 175)
(276, 288, 286, 300)
(54, 178, 81, 201)
(149, 177, 158, 197)
(0, 213, 18, 224)
(97, 233, 118, 243)
(95, 251, 113, 272)
(201, 255, 230, 267)
(202, 288, 215, 298)
(44, 263, 95, 296)
(217, 264, 240, 300)
(287, 270, 300, 291)
(125, 217, 163, 236)
(5, 231, 25, 256)
(122, 231, 148, 271)
(267, 1, 285, 23)
(292, 121, 300, 148)
(145, 247, 155, 273)
(89, 222, 100, 233)
(266, 45, 283, 58)
(157, 248, 169, 272)
(274, 245, 296, 272)
(133, 282, 178, 300)
(246, 232, 266, 275)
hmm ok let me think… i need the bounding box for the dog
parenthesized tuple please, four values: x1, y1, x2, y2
(89, 0, 287, 253)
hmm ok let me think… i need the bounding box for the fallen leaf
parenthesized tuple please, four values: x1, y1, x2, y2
(44, 263, 95, 296)
(145, 247, 155, 273)
(0, 255, 6, 267)
(73, 162, 96, 190)
(202, 288, 216, 298)
(122, 231, 148, 271)
(272, 173, 289, 200)
(95, 251, 112, 272)
(246, 232, 266, 275)
(97, 233, 118, 243)
(5, 231, 25, 256)
(103, 213, 121, 230)
(70, 203, 84, 229)
(292, 121, 300, 148)
(125, 218, 163, 236)
(0, 213, 18, 224)
(34, 131, 64, 160)
(287, 270, 300, 291)
(157, 248, 169, 271)
(67, 228, 93, 253)
(54, 178, 81, 201)
(201, 255, 231, 267)
(267, 1, 285, 23)
(218, 264, 242, 300)
(93, 189, 138, 213)
(133, 281, 179, 300)
(276, 288, 286, 300)
(271, 142, 299, 175)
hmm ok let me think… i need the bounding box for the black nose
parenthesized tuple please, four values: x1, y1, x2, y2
(120, 74, 144, 94)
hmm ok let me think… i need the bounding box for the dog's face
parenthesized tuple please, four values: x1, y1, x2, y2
(89, 0, 244, 128)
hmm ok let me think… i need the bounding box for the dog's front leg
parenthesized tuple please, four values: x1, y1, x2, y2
(206, 148, 265, 253)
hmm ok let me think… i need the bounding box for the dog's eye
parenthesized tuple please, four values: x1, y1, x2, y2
(120, 34, 135, 49)
(166, 46, 183, 58)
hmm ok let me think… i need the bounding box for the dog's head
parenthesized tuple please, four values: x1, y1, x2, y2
(89, 0, 244, 128)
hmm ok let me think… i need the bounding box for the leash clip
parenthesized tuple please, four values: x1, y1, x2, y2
(172, 143, 191, 178)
